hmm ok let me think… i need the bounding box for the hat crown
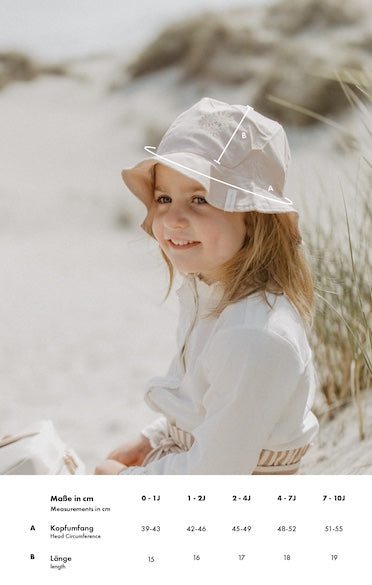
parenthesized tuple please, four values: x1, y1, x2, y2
(157, 98, 290, 187)
(121, 97, 297, 236)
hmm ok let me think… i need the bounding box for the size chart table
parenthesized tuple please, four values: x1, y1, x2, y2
(1, 475, 369, 583)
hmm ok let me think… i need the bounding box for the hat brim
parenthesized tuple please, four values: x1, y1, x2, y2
(121, 148, 297, 234)
(122, 151, 212, 206)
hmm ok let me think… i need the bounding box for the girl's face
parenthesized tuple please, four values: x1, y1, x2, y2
(152, 164, 247, 282)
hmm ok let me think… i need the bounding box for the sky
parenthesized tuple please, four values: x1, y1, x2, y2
(0, 0, 268, 62)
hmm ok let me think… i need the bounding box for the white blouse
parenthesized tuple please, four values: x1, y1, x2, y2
(120, 275, 319, 474)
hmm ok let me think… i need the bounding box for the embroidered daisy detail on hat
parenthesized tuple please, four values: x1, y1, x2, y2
(198, 111, 234, 136)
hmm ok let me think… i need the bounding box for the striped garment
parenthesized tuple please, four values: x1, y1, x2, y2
(142, 422, 310, 475)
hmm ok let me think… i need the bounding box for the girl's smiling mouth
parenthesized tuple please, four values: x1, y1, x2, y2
(168, 239, 201, 249)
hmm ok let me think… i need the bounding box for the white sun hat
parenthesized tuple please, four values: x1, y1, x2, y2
(121, 97, 297, 234)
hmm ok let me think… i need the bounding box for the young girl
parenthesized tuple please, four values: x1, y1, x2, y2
(95, 97, 319, 475)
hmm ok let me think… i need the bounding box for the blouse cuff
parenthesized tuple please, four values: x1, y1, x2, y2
(141, 416, 168, 449)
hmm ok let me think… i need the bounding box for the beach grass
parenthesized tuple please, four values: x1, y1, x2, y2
(298, 81, 372, 437)
(0, 51, 68, 90)
(306, 189, 371, 437)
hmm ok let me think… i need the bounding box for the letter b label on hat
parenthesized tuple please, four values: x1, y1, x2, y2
(214, 105, 253, 165)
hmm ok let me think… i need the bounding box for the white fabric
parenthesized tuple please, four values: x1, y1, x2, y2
(0, 420, 85, 475)
(121, 276, 319, 475)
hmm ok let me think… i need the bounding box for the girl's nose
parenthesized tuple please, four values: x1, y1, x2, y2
(163, 205, 189, 229)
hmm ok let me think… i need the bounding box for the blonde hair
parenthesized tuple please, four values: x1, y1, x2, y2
(151, 210, 314, 326)
(150, 166, 314, 326)
(215, 211, 313, 326)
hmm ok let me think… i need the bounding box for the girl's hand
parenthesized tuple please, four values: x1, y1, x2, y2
(94, 459, 127, 475)
(106, 434, 152, 467)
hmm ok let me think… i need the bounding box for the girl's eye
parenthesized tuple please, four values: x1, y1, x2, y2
(193, 196, 208, 204)
(156, 195, 172, 204)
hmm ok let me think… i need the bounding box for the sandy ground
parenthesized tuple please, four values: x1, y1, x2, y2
(0, 229, 179, 472)
(301, 390, 372, 474)
(0, 54, 370, 474)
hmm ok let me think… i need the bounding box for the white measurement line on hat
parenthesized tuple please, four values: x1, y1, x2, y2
(144, 146, 294, 206)
(213, 105, 253, 165)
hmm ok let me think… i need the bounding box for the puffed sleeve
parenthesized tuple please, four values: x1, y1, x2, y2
(138, 352, 182, 447)
(120, 328, 307, 475)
